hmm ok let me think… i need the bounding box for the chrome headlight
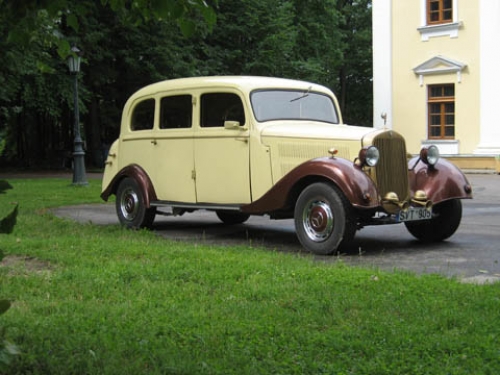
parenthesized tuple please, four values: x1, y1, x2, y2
(420, 145, 440, 166)
(359, 146, 380, 167)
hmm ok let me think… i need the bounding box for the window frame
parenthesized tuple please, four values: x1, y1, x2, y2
(130, 98, 155, 131)
(427, 84, 455, 140)
(200, 92, 246, 128)
(159, 94, 193, 130)
(418, 0, 460, 41)
(426, 0, 453, 26)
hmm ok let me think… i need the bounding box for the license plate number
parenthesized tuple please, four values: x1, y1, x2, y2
(397, 207, 432, 222)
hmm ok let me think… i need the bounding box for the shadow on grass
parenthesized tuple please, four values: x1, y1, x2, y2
(151, 214, 452, 259)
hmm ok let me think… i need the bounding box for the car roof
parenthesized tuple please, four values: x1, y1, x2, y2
(129, 76, 333, 98)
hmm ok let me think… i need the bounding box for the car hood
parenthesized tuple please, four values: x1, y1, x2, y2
(259, 122, 376, 183)
(260, 121, 375, 141)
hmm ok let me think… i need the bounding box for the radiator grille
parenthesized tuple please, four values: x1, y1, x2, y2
(372, 131, 409, 201)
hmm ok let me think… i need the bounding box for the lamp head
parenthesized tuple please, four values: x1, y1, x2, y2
(67, 46, 81, 73)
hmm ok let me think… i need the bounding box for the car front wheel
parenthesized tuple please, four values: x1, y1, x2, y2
(294, 183, 354, 255)
(115, 177, 156, 229)
(404, 199, 462, 242)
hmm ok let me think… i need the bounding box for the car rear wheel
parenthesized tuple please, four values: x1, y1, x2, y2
(294, 182, 354, 255)
(216, 210, 250, 225)
(404, 199, 462, 242)
(116, 177, 156, 229)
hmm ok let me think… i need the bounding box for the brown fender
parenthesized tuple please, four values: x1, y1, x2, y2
(242, 157, 379, 215)
(408, 157, 473, 204)
(100, 164, 157, 207)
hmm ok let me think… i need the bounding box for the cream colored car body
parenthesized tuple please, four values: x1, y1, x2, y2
(102, 76, 472, 255)
(102, 76, 372, 205)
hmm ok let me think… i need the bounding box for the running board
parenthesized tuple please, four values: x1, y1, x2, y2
(150, 201, 242, 212)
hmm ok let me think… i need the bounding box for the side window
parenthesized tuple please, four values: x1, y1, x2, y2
(131, 99, 155, 131)
(160, 95, 192, 129)
(200, 93, 245, 128)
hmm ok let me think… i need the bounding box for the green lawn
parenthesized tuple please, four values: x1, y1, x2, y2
(1, 177, 499, 374)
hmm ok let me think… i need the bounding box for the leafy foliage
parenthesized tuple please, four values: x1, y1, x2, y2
(0, 180, 20, 369)
(0, 205, 17, 234)
(336, 0, 373, 125)
(0, 180, 18, 234)
(0, 0, 373, 169)
(0, 287, 20, 370)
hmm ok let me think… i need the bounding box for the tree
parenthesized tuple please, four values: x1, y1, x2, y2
(197, 0, 298, 77)
(0, 6, 74, 168)
(0, 0, 216, 168)
(0, 0, 374, 168)
(62, 1, 205, 166)
(336, 0, 373, 126)
(290, 0, 343, 86)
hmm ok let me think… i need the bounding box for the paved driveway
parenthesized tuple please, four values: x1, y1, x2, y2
(53, 173, 500, 283)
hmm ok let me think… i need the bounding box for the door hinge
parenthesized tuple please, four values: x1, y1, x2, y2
(191, 170, 196, 180)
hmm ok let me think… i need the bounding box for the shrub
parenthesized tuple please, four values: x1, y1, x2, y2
(0, 180, 20, 369)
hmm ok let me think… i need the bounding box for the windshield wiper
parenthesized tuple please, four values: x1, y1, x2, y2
(289, 86, 312, 102)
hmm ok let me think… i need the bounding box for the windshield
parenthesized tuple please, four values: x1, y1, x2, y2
(250, 89, 339, 124)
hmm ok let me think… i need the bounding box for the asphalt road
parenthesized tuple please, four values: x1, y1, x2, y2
(53, 173, 500, 283)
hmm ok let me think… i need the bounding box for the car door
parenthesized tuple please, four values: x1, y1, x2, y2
(119, 95, 196, 203)
(119, 97, 156, 180)
(151, 93, 196, 202)
(193, 92, 251, 204)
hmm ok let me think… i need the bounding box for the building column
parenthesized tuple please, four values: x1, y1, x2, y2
(372, 0, 393, 129)
(475, 0, 500, 154)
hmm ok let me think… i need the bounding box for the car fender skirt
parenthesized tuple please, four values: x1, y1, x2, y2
(242, 157, 379, 215)
(408, 157, 473, 204)
(100, 164, 157, 206)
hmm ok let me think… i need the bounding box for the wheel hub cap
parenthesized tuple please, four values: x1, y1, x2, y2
(120, 188, 139, 221)
(303, 200, 334, 242)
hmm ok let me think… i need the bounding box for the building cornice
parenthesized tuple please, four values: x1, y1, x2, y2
(413, 55, 467, 86)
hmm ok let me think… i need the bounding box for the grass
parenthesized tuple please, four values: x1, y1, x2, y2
(0, 177, 499, 374)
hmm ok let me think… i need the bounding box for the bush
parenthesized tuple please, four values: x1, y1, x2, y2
(0, 181, 20, 369)
(0, 274, 20, 369)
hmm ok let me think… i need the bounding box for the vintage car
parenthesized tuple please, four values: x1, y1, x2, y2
(101, 76, 472, 255)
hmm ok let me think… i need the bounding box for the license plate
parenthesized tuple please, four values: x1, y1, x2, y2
(397, 207, 432, 222)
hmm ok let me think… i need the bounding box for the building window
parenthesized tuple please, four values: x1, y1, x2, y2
(427, 0, 453, 25)
(428, 84, 455, 139)
(418, 0, 460, 41)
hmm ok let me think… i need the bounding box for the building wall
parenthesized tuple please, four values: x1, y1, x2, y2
(372, 0, 393, 129)
(373, 0, 500, 163)
(390, 0, 481, 155)
(477, 0, 500, 155)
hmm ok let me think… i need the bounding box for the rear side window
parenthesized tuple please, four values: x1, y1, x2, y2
(200, 93, 245, 127)
(160, 95, 192, 129)
(131, 99, 155, 131)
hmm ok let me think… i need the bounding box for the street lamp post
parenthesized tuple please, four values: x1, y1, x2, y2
(67, 46, 88, 186)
